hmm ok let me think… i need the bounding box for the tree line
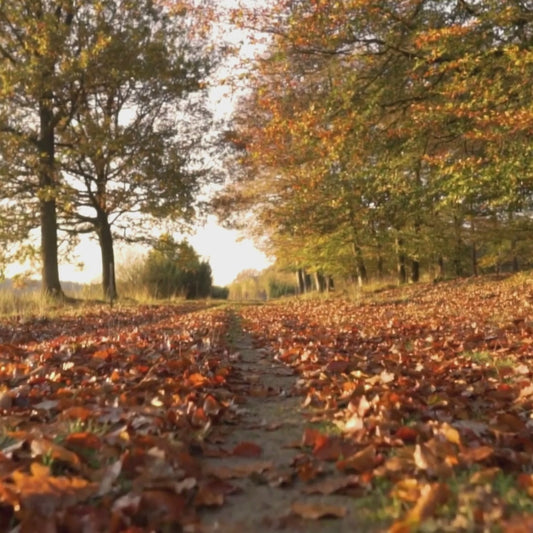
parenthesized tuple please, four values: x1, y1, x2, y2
(218, 0, 533, 287)
(0, 0, 219, 300)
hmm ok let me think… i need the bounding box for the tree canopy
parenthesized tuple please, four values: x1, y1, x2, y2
(218, 0, 533, 286)
(0, 0, 216, 297)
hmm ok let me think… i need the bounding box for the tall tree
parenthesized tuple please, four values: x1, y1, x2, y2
(0, 0, 215, 299)
(0, 0, 81, 296)
(57, 0, 214, 300)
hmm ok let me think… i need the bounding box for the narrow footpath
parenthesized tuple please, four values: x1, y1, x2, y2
(199, 314, 378, 532)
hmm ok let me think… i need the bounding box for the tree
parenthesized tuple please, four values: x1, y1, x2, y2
(220, 0, 533, 284)
(141, 234, 212, 299)
(0, 0, 216, 298)
(0, 0, 83, 296)
(57, 0, 214, 300)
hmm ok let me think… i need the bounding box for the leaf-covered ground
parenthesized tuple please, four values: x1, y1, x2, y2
(1, 276, 533, 531)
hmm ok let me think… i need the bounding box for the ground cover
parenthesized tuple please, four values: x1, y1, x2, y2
(0, 275, 533, 531)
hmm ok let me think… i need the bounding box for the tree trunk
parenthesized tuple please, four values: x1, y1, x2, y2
(352, 241, 367, 287)
(511, 238, 519, 273)
(97, 213, 117, 301)
(470, 215, 478, 276)
(471, 242, 478, 276)
(304, 272, 313, 292)
(396, 237, 407, 284)
(296, 270, 304, 294)
(437, 256, 445, 279)
(314, 271, 327, 292)
(411, 259, 420, 283)
(39, 97, 63, 297)
(377, 253, 384, 279)
(453, 215, 463, 276)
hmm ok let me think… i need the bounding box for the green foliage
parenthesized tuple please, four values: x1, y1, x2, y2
(0, 0, 216, 296)
(210, 286, 229, 300)
(141, 234, 212, 299)
(222, 0, 533, 287)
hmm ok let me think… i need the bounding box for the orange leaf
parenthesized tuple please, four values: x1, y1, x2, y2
(313, 436, 343, 461)
(405, 482, 449, 522)
(203, 394, 221, 416)
(65, 432, 102, 451)
(188, 372, 209, 387)
(232, 441, 262, 457)
(61, 406, 93, 421)
(189, 407, 209, 427)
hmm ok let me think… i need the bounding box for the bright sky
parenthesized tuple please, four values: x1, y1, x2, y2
(57, 216, 271, 287)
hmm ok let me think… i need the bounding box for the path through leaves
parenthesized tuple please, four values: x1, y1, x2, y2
(1, 276, 533, 531)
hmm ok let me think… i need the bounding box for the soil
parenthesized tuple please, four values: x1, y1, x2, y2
(198, 315, 382, 533)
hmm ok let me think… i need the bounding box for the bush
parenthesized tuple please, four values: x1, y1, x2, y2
(140, 234, 213, 299)
(210, 285, 229, 299)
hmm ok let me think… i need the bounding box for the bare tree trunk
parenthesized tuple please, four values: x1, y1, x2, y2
(396, 236, 407, 284)
(411, 259, 420, 283)
(453, 215, 464, 276)
(39, 97, 63, 297)
(352, 241, 367, 287)
(97, 213, 117, 301)
(314, 271, 327, 292)
(472, 242, 478, 276)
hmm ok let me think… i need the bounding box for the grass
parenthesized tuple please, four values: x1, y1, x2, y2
(351, 476, 403, 529)
(462, 350, 515, 369)
(0, 288, 53, 316)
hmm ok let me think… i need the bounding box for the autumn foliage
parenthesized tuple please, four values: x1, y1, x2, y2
(220, 0, 533, 285)
(1, 276, 533, 530)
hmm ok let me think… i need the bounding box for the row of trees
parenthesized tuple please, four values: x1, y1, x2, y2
(218, 0, 533, 286)
(228, 267, 297, 301)
(0, 0, 220, 299)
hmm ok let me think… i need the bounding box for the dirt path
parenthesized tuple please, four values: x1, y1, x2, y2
(199, 314, 380, 532)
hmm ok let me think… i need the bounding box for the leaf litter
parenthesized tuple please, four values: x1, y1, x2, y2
(0, 277, 532, 531)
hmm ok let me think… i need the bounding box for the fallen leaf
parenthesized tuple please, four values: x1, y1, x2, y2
(291, 500, 347, 520)
(336, 445, 376, 473)
(232, 441, 262, 457)
(302, 475, 361, 495)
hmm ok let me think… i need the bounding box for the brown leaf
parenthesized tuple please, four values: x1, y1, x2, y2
(194, 479, 236, 507)
(30, 439, 82, 470)
(460, 445, 493, 464)
(137, 490, 186, 524)
(313, 435, 343, 462)
(395, 426, 418, 443)
(65, 432, 102, 451)
(391, 483, 449, 532)
(232, 441, 262, 457)
(336, 445, 376, 473)
(291, 500, 347, 520)
(302, 475, 361, 495)
(493, 413, 525, 433)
